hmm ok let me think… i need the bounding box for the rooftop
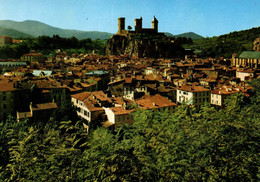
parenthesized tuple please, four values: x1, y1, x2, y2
(239, 51, 260, 59)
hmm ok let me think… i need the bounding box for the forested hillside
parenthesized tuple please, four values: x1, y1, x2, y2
(0, 35, 107, 59)
(0, 79, 259, 181)
(183, 26, 260, 58)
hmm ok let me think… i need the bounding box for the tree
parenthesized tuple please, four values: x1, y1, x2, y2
(127, 25, 132, 31)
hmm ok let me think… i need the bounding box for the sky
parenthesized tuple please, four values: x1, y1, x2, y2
(0, 0, 260, 37)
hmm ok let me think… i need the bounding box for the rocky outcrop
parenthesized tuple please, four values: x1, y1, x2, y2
(105, 33, 185, 58)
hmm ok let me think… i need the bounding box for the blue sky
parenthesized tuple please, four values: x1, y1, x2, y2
(0, 0, 259, 37)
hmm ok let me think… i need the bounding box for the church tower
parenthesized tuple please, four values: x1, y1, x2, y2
(152, 16, 158, 33)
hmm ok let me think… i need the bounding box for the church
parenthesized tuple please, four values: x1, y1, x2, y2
(231, 37, 260, 68)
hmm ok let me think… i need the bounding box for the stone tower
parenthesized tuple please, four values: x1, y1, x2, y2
(253, 37, 260, 51)
(152, 16, 158, 33)
(135, 17, 143, 33)
(118, 17, 125, 34)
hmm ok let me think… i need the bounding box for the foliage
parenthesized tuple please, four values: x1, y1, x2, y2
(0, 35, 107, 59)
(183, 26, 260, 58)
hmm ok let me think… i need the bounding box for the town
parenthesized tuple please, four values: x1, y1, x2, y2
(0, 17, 259, 131)
(1, 0, 260, 178)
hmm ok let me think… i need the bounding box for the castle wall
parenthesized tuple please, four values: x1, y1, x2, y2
(117, 17, 159, 35)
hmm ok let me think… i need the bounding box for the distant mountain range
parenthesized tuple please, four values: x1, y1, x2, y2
(0, 20, 204, 40)
(164, 32, 204, 40)
(0, 26, 32, 38)
(0, 20, 113, 40)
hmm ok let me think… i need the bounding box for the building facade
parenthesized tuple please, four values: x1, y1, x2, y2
(0, 36, 13, 46)
(177, 85, 211, 109)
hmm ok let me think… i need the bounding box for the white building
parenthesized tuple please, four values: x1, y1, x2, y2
(211, 86, 240, 107)
(177, 85, 211, 109)
(144, 67, 159, 75)
(236, 70, 254, 81)
(71, 91, 112, 123)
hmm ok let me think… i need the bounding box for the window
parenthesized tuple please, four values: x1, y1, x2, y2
(3, 96, 6, 101)
(3, 104, 6, 109)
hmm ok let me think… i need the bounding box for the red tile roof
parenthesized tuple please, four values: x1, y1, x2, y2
(135, 94, 176, 110)
(178, 85, 211, 92)
(32, 102, 58, 111)
(0, 79, 17, 92)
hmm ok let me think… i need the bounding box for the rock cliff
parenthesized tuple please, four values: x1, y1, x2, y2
(105, 33, 185, 58)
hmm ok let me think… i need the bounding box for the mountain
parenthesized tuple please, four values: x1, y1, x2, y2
(174, 32, 204, 40)
(164, 32, 204, 40)
(164, 32, 175, 37)
(0, 26, 32, 38)
(0, 20, 113, 40)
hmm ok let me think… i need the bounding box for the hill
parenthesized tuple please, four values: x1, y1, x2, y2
(0, 20, 113, 40)
(164, 32, 204, 40)
(0, 26, 32, 38)
(182, 26, 260, 58)
(174, 32, 204, 40)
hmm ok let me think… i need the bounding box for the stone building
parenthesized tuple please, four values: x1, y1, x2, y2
(117, 16, 161, 36)
(0, 36, 13, 46)
(21, 52, 45, 63)
(231, 37, 260, 68)
(253, 37, 260, 51)
(231, 51, 260, 68)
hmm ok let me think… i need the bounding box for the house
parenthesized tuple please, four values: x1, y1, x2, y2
(107, 79, 124, 97)
(104, 107, 134, 129)
(17, 102, 58, 122)
(145, 67, 159, 75)
(211, 86, 239, 107)
(71, 91, 112, 123)
(0, 36, 13, 46)
(0, 79, 17, 121)
(135, 94, 177, 111)
(21, 52, 45, 63)
(177, 85, 211, 109)
(211, 83, 253, 107)
(85, 70, 110, 90)
(32, 70, 53, 77)
(236, 69, 255, 81)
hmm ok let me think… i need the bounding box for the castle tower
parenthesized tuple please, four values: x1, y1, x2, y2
(135, 17, 143, 33)
(152, 16, 158, 33)
(118, 17, 125, 34)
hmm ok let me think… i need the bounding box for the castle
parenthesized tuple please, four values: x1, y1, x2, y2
(117, 16, 162, 36)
